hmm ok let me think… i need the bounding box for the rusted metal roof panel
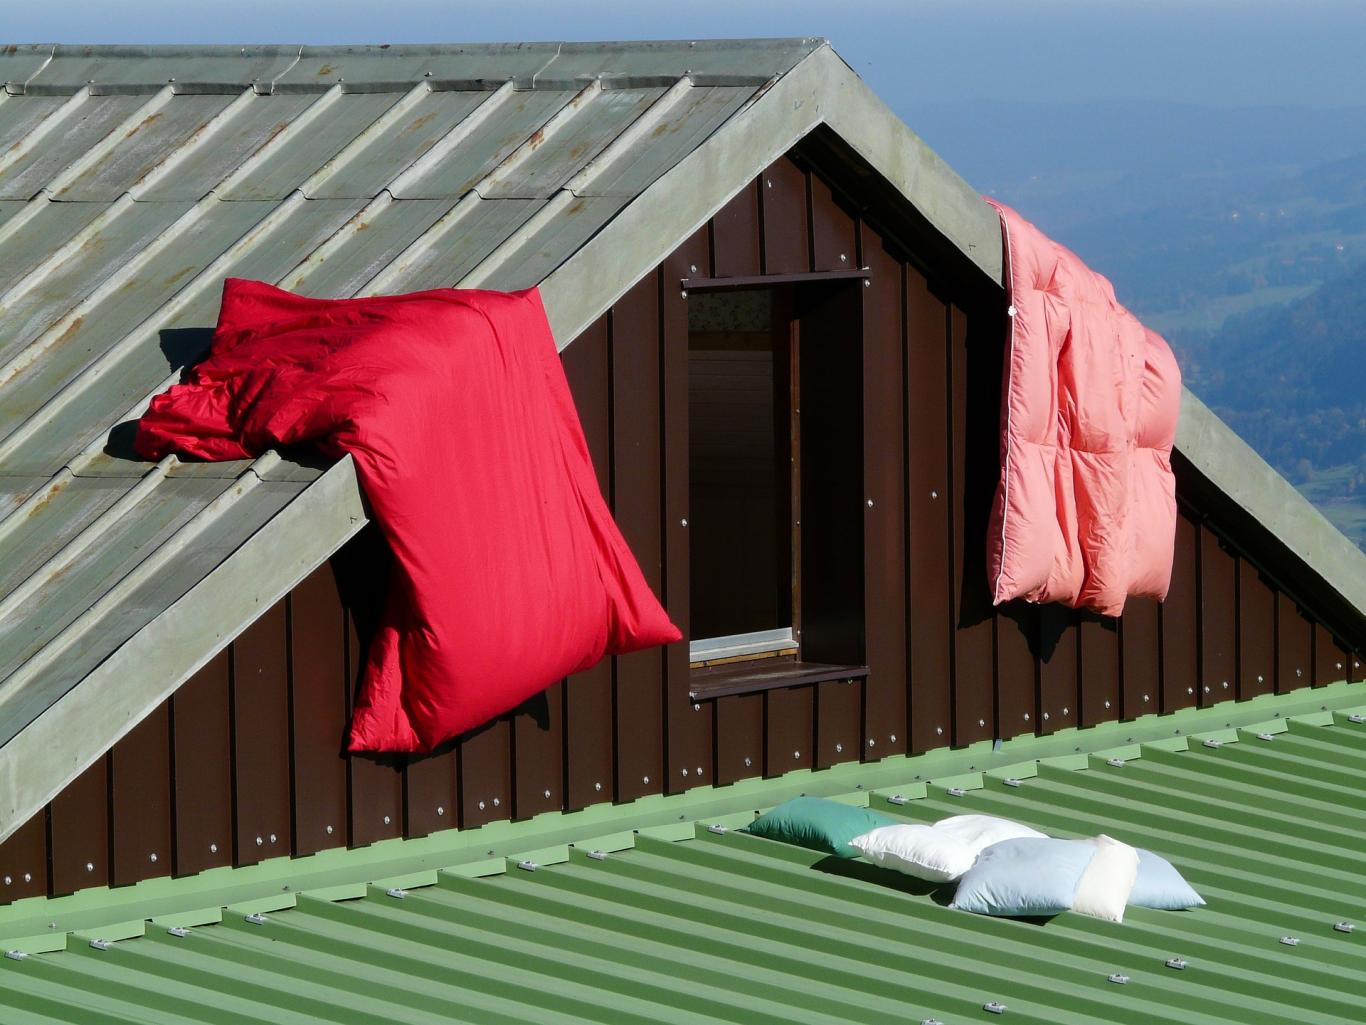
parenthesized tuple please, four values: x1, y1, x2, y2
(0, 42, 814, 846)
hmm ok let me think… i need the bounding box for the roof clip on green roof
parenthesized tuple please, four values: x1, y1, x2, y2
(1106, 757, 1126, 768)
(4, 951, 28, 962)
(1334, 921, 1355, 933)
(385, 887, 409, 899)
(921, 1019, 944, 1025)
(1202, 739, 1223, 749)
(167, 926, 190, 938)
(88, 938, 112, 951)
(984, 1001, 1008, 1015)
(707, 824, 728, 835)
(516, 860, 539, 872)
(244, 913, 268, 925)
(1166, 957, 1190, 971)
(1108, 974, 1131, 985)
(1348, 714, 1364, 724)
(887, 794, 910, 805)
(1003, 778, 1023, 788)
(946, 787, 967, 797)
(1256, 732, 1276, 742)
(587, 849, 609, 861)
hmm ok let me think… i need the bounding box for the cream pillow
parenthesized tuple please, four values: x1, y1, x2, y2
(1072, 835, 1140, 922)
(850, 815, 1045, 883)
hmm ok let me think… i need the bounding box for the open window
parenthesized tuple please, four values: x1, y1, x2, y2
(687, 281, 868, 699)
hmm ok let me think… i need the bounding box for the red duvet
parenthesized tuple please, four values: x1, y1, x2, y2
(136, 279, 680, 752)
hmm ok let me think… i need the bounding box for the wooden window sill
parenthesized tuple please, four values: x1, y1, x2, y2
(688, 660, 869, 701)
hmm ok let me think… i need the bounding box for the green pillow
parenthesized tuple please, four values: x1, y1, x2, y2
(742, 796, 898, 858)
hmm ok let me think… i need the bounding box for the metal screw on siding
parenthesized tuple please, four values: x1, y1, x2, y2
(148, 854, 157, 864)
(978, 718, 986, 728)
(325, 826, 334, 836)
(930, 490, 938, 499)
(1187, 687, 1194, 695)
(1221, 681, 1229, 690)
(1062, 707, 1069, 717)
(492, 798, 500, 807)
(1257, 675, 1264, 684)
(835, 743, 843, 753)
(1336, 661, 1343, 670)
(766, 179, 773, 188)
(744, 757, 753, 767)
(1203, 686, 1211, 694)
(24, 872, 32, 881)
(85, 862, 94, 873)
(1043, 712, 1050, 721)
(866, 498, 874, 508)
(695, 766, 704, 777)
(1297, 668, 1303, 677)
(595, 781, 603, 791)
(1104, 700, 1111, 709)
(681, 518, 688, 527)
(936, 725, 944, 734)
(210, 843, 218, 853)
(867, 738, 876, 748)
(543, 789, 552, 800)
(1023, 713, 1031, 721)
(890, 734, 897, 743)
(693, 703, 701, 711)
(839, 253, 848, 263)
(269, 833, 277, 843)
(680, 290, 688, 299)
(643, 776, 651, 785)
(255, 836, 264, 847)
(437, 806, 445, 816)
(689, 264, 698, 273)
(478, 800, 486, 810)
(1, 876, 9, 885)
(793, 750, 801, 760)
(383, 816, 391, 825)
(681, 768, 689, 777)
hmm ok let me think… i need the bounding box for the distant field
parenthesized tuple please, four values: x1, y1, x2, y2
(1296, 463, 1366, 551)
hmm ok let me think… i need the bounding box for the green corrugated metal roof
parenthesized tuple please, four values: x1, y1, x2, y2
(4, 690, 1364, 1024)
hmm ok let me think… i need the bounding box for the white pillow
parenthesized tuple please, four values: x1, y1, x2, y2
(1072, 835, 1140, 922)
(850, 815, 1045, 883)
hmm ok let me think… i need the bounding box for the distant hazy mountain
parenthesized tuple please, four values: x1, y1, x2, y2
(903, 100, 1366, 547)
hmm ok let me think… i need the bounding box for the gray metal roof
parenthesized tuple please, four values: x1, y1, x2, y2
(0, 39, 1362, 850)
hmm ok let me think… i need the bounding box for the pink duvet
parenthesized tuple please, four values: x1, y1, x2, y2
(986, 200, 1182, 617)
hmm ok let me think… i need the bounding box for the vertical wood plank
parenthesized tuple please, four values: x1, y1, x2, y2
(1237, 560, 1275, 699)
(0, 813, 48, 901)
(664, 230, 714, 793)
(1276, 593, 1313, 693)
(949, 302, 995, 744)
(815, 678, 862, 768)
(904, 270, 953, 751)
(406, 749, 458, 838)
(765, 685, 813, 778)
(710, 177, 762, 278)
(715, 693, 764, 785)
(49, 756, 109, 895)
(110, 702, 171, 885)
(1161, 512, 1199, 712)
(1314, 622, 1348, 685)
(459, 719, 512, 828)
(760, 157, 809, 275)
(995, 603, 1038, 738)
(339, 529, 404, 847)
(1120, 598, 1161, 720)
(560, 315, 617, 809)
(1199, 524, 1237, 705)
(171, 651, 232, 876)
(1078, 613, 1120, 727)
(512, 685, 564, 819)
(288, 566, 349, 855)
(613, 270, 667, 800)
(808, 172, 857, 272)
(1037, 605, 1079, 733)
(860, 224, 908, 759)
(232, 603, 291, 865)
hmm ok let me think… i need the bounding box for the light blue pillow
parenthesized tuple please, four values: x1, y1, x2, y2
(1130, 849, 1205, 910)
(951, 838, 1097, 916)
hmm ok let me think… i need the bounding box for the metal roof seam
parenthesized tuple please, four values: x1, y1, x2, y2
(125, 86, 259, 201)
(43, 86, 175, 197)
(0, 87, 88, 184)
(295, 80, 433, 199)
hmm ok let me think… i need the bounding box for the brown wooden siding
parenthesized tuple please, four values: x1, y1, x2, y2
(3, 150, 1362, 904)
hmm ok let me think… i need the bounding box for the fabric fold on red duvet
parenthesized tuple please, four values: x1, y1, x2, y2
(137, 279, 679, 752)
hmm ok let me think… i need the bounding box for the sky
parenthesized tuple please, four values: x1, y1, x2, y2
(5, 0, 1366, 110)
